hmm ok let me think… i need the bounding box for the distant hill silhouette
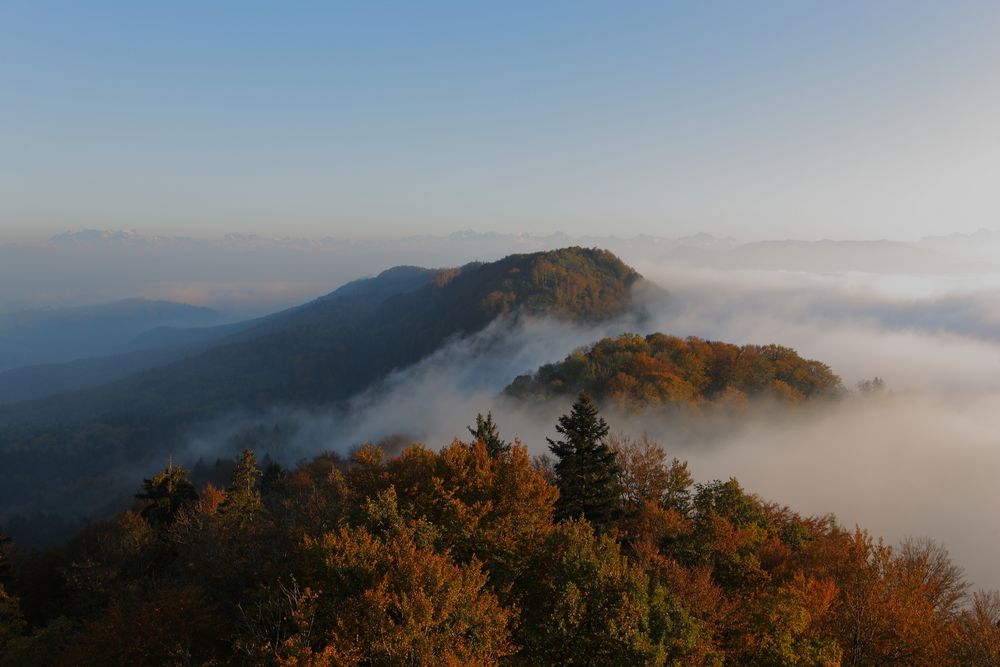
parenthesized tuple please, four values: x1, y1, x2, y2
(0, 298, 218, 371)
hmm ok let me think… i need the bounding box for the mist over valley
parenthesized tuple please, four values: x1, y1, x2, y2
(5, 3, 1000, 660)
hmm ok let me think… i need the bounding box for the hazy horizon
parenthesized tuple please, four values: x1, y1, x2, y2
(3, 224, 1000, 245)
(4, 2, 1000, 242)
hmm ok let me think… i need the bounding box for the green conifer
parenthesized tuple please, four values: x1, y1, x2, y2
(222, 448, 264, 524)
(136, 457, 198, 525)
(547, 393, 621, 529)
(468, 412, 510, 457)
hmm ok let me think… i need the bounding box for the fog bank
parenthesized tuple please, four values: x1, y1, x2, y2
(162, 254, 1000, 590)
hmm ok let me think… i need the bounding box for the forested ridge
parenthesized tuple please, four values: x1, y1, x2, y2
(0, 248, 642, 535)
(506, 333, 843, 407)
(0, 396, 995, 666)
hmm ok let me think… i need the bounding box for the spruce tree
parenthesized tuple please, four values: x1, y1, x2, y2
(547, 393, 622, 529)
(136, 458, 198, 525)
(222, 448, 264, 524)
(468, 412, 510, 457)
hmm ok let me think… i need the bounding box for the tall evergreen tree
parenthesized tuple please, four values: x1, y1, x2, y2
(135, 458, 198, 525)
(222, 448, 264, 524)
(468, 412, 510, 457)
(547, 393, 621, 529)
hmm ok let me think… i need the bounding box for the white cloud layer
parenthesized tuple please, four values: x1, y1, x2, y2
(183, 259, 1000, 590)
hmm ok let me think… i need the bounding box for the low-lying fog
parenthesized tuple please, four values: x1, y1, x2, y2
(16, 231, 998, 589)
(187, 259, 1000, 591)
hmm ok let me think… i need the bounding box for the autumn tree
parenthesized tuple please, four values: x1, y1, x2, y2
(897, 537, 967, 617)
(383, 440, 557, 594)
(733, 573, 842, 666)
(807, 530, 965, 666)
(548, 393, 622, 529)
(610, 433, 693, 515)
(678, 479, 773, 593)
(518, 519, 714, 665)
(301, 517, 514, 665)
(135, 458, 198, 525)
(952, 590, 1000, 665)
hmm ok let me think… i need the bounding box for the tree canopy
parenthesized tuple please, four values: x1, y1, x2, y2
(0, 402, 994, 665)
(507, 332, 843, 407)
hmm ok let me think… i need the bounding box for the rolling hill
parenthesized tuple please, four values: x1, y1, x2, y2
(505, 332, 843, 407)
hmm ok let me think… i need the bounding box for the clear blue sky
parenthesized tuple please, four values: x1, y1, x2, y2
(3, 1, 999, 241)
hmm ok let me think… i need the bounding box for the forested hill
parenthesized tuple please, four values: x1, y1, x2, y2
(0, 266, 444, 406)
(505, 332, 843, 406)
(2, 248, 640, 426)
(0, 248, 642, 528)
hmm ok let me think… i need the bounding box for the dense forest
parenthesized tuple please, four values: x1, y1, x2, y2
(506, 333, 843, 408)
(0, 395, 995, 666)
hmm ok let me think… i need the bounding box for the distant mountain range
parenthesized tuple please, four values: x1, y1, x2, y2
(41, 227, 980, 272)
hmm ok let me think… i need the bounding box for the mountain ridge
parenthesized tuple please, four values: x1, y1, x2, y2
(0, 247, 642, 525)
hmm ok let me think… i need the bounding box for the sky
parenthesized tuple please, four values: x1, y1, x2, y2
(3, 1, 1000, 241)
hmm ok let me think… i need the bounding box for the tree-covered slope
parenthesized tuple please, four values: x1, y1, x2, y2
(0, 414, 989, 665)
(0, 248, 642, 523)
(506, 332, 843, 406)
(0, 266, 443, 406)
(3, 247, 639, 425)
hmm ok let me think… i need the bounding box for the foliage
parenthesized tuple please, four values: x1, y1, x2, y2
(0, 403, 991, 665)
(610, 433, 693, 515)
(301, 521, 514, 666)
(507, 332, 844, 407)
(518, 519, 713, 666)
(135, 458, 198, 525)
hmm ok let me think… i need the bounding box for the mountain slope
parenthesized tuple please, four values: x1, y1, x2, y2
(0, 248, 642, 524)
(3, 248, 637, 424)
(0, 265, 445, 405)
(505, 332, 842, 407)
